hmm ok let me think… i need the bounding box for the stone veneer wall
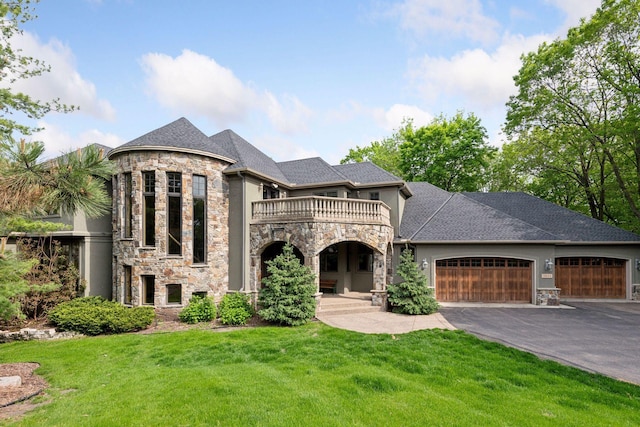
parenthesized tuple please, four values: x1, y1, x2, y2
(249, 221, 394, 294)
(111, 151, 230, 307)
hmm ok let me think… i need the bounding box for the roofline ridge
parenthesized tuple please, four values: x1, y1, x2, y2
(408, 192, 455, 240)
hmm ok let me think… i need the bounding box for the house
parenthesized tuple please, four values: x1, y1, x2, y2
(54, 117, 640, 308)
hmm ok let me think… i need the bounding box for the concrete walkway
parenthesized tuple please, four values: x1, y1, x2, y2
(315, 310, 455, 334)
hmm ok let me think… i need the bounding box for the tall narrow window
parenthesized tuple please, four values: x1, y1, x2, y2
(167, 172, 182, 255)
(142, 275, 155, 305)
(193, 175, 206, 263)
(124, 265, 132, 304)
(124, 173, 133, 238)
(143, 172, 155, 246)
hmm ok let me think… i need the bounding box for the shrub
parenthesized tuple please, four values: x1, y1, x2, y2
(218, 292, 254, 326)
(48, 296, 155, 335)
(387, 249, 439, 315)
(258, 243, 316, 326)
(178, 295, 216, 324)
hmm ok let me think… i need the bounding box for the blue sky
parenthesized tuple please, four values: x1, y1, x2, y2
(12, 0, 600, 163)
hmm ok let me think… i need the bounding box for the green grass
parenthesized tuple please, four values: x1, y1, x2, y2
(1, 322, 639, 426)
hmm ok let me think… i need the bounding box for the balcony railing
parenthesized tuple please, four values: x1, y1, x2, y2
(252, 196, 391, 225)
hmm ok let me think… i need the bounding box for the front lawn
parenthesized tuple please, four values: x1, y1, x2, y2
(1, 323, 639, 426)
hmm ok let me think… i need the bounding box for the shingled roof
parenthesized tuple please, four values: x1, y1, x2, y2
(211, 129, 289, 182)
(109, 117, 235, 161)
(333, 162, 403, 184)
(401, 183, 640, 243)
(463, 192, 640, 242)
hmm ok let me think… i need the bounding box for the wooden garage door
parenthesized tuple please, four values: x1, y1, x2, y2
(555, 257, 626, 298)
(436, 258, 532, 303)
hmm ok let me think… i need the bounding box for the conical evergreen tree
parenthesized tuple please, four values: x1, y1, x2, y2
(258, 243, 316, 326)
(387, 249, 439, 315)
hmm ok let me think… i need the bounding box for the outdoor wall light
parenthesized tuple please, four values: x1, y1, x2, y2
(636, 258, 640, 271)
(544, 259, 554, 271)
(421, 258, 428, 270)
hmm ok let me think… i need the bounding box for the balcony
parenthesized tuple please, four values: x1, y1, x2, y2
(252, 196, 391, 226)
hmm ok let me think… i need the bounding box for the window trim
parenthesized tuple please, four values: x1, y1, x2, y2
(143, 171, 156, 247)
(167, 172, 182, 255)
(142, 275, 155, 305)
(124, 173, 133, 238)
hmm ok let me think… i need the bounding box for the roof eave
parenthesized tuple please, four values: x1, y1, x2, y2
(108, 145, 236, 164)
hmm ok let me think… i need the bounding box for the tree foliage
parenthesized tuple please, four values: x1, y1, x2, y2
(341, 126, 404, 177)
(387, 249, 438, 315)
(0, 0, 115, 321)
(258, 243, 316, 326)
(341, 112, 496, 192)
(399, 112, 496, 191)
(501, 0, 640, 231)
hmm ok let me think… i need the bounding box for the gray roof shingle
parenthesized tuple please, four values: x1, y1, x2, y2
(110, 117, 234, 160)
(333, 162, 403, 184)
(401, 184, 640, 243)
(463, 192, 640, 242)
(212, 130, 289, 182)
(277, 157, 347, 185)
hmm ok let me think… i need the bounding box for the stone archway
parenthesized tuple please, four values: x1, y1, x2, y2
(249, 221, 394, 294)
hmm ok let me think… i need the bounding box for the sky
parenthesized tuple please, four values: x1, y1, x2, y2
(9, 0, 602, 164)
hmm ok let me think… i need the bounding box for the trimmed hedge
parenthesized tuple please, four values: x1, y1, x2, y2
(218, 292, 254, 326)
(48, 296, 155, 335)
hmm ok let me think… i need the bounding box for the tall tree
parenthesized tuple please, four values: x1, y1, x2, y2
(399, 112, 496, 191)
(340, 123, 405, 177)
(503, 0, 640, 231)
(0, 1, 114, 320)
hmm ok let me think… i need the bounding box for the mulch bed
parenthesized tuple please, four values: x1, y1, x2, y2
(0, 363, 49, 421)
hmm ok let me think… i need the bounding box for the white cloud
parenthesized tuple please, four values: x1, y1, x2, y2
(255, 134, 319, 162)
(263, 92, 313, 135)
(545, 0, 600, 33)
(140, 49, 313, 134)
(34, 121, 122, 160)
(388, 0, 500, 44)
(8, 32, 116, 121)
(141, 50, 257, 127)
(372, 104, 433, 130)
(409, 32, 549, 110)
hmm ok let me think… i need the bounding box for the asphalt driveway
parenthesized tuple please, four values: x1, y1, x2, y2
(439, 302, 640, 385)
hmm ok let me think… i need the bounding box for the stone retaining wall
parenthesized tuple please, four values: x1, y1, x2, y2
(0, 328, 80, 343)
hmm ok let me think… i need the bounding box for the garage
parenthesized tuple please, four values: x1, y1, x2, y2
(435, 258, 532, 303)
(555, 257, 626, 298)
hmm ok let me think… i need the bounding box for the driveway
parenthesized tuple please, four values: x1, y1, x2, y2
(439, 302, 640, 385)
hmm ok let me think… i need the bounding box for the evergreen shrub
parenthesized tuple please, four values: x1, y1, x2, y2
(258, 243, 316, 326)
(387, 249, 439, 315)
(48, 296, 155, 335)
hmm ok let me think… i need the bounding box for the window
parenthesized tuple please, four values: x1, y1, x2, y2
(143, 172, 155, 246)
(167, 284, 182, 304)
(142, 275, 155, 305)
(357, 244, 373, 272)
(369, 192, 380, 200)
(193, 175, 206, 263)
(124, 173, 133, 238)
(167, 172, 182, 255)
(124, 266, 132, 304)
(314, 191, 338, 197)
(263, 186, 280, 199)
(320, 246, 339, 272)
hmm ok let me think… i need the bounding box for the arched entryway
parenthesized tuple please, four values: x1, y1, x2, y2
(259, 242, 304, 287)
(317, 242, 382, 294)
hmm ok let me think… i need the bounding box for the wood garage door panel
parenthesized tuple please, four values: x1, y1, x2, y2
(436, 258, 531, 303)
(556, 258, 626, 298)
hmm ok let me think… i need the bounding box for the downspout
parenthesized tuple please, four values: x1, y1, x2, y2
(237, 171, 246, 291)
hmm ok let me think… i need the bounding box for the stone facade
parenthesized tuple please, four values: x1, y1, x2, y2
(111, 151, 230, 307)
(536, 288, 561, 306)
(249, 220, 395, 295)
